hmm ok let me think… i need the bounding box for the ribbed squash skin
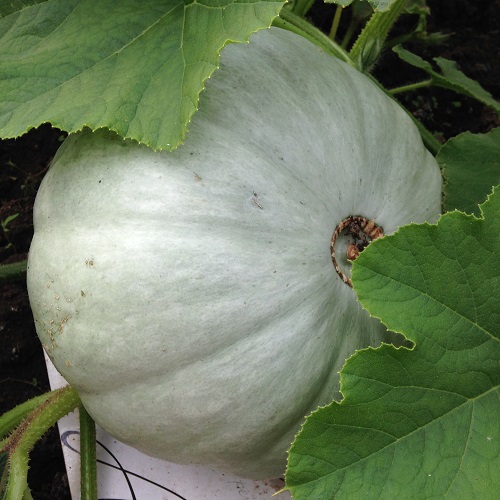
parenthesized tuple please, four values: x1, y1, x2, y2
(27, 28, 442, 479)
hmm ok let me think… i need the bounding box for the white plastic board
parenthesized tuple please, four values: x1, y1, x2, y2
(45, 355, 291, 500)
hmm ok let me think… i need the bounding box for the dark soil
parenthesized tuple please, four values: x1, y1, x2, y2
(1, 2, 498, 499)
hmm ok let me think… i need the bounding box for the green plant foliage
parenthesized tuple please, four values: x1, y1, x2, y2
(438, 128, 500, 216)
(0, 0, 284, 150)
(326, 0, 398, 12)
(0, 261, 27, 284)
(285, 188, 500, 499)
(0, 387, 80, 499)
(393, 45, 500, 114)
(0, 0, 48, 17)
(1, 213, 19, 232)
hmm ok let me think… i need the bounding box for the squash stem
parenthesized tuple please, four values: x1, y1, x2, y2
(329, 5, 344, 41)
(0, 393, 53, 441)
(1, 386, 80, 499)
(288, 0, 315, 18)
(79, 404, 98, 500)
(331, 216, 384, 288)
(274, 7, 353, 65)
(389, 79, 433, 95)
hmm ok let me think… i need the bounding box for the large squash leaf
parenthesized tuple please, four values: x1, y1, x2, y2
(438, 128, 500, 216)
(0, 0, 284, 150)
(285, 188, 500, 499)
(0, 0, 48, 17)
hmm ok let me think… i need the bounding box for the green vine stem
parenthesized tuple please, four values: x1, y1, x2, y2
(0, 260, 27, 284)
(274, 6, 353, 65)
(329, 5, 344, 41)
(0, 393, 52, 443)
(389, 79, 433, 95)
(1, 385, 80, 499)
(289, 0, 315, 18)
(79, 404, 98, 500)
(350, 0, 409, 72)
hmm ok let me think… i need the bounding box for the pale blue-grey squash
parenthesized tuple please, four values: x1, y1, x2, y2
(27, 27, 442, 479)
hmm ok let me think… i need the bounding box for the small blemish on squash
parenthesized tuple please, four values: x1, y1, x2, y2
(85, 259, 95, 267)
(58, 314, 71, 333)
(251, 192, 264, 209)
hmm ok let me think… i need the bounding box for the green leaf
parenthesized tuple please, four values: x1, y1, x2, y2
(0, 261, 27, 284)
(326, 0, 398, 12)
(393, 45, 500, 114)
(438, 128, 500, 216)
(0, 0, 284, 150)
(285, 189, 500, 499)
(0, 0, 48, 17)
(1, 213, 19, 232)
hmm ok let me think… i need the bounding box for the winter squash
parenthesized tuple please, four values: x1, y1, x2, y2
(27, 27, 442, 479)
